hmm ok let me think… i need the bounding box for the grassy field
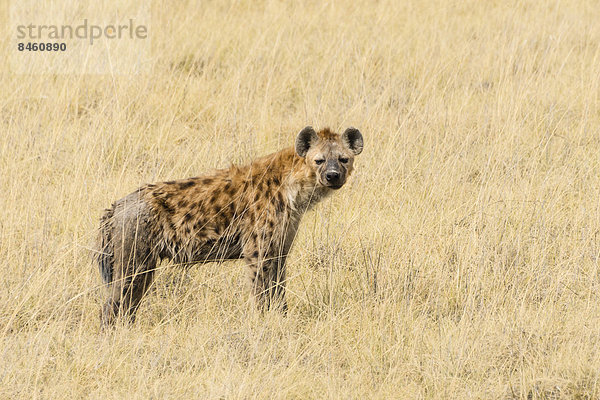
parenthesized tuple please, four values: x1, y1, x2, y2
(2, 0, 600, 398)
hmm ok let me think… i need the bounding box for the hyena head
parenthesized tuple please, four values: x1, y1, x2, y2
(295, 126, 364, 189)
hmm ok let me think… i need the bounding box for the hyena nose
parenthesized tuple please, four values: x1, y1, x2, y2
(325, 171, 340, 182)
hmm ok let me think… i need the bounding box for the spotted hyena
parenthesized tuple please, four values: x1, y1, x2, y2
(97, 126, 364, 325)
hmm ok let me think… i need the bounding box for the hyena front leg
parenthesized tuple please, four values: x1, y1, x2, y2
(269, 255, 288, 311)
(244, 242, 288, 312)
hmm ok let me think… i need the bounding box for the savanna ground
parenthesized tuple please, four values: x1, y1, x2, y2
(2, 0, 600, 398)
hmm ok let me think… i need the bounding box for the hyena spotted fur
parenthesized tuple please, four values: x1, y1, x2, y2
(97, 126, 364, 326)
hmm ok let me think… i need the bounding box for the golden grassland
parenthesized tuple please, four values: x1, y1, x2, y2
(2, 0, 600, 398)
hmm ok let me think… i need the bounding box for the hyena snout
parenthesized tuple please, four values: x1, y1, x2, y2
(325, 171, 340, 182)
(322, 164, 344, 189)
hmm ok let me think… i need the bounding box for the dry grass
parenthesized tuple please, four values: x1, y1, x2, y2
(2, 0, 600, 398)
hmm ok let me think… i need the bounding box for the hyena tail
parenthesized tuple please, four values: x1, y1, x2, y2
(98, 206, 115, 284)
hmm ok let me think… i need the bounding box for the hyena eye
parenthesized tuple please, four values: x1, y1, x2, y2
(315, 159, 325, 165)
(339, 157, 349, 163)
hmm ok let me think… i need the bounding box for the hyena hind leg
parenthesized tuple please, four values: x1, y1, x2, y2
(102, 267, 156, 327)
(100, 191, 157, 327)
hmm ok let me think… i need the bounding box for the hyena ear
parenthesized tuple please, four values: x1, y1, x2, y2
(295, 126, 319, 157)
(341, 127, 364, 155)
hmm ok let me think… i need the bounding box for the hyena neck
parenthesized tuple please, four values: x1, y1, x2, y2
(278, 150, 332, 216)
(285, 178, 331, 216)
(250, 147, 331, 217)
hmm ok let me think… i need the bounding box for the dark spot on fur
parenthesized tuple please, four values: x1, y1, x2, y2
(221, 206, 231, 219)
(272, 176, 280, 186)
(268, 220, 274, 229)
(165, 180, 176, 185)
(202, 178, 212, 185)
(213, 205, 221, 215)
(253, 251, 259, 258)
(179, 180, 196, 189)
(254, 192, 260, 203)
(184, 212, 193, 222)
(157, 197, 175, 215)
(274, 193, 285, 213)
(178, 200, 189, 208)
(276, 202, 285, 214)
(276, 193, 286, 212)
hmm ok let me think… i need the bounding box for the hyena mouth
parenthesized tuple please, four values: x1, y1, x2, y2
(325, 182, 344, 189)
(318, 178, 344, 189)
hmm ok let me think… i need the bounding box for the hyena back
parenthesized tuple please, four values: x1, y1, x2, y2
(97, 126, 364, 326)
